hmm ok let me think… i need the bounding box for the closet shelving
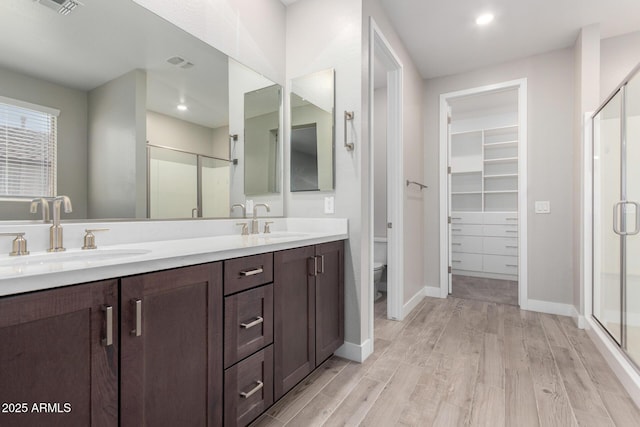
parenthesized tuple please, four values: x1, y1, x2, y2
(451, 124, 518, 212)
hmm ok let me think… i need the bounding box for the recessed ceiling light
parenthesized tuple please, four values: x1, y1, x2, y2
(476, 13, 494, 26)
(177, 104, 188, 111)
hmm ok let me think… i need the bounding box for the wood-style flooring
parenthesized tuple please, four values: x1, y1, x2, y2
(451, 275, 518, 306)
(250, 295, 640, 427)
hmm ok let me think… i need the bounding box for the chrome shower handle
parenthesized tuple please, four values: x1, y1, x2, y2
(613, 201, 640, 235)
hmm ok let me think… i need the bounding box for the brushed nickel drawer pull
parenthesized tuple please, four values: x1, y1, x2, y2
(131, 299, 142, 337)
(240, 316, 264, 329)
(102, 305, 113, 347)
(240, 380, 264, 399)
(239, 267, 263, 277)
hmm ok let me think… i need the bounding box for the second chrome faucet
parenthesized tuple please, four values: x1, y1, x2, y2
(49, 196, 72, 252)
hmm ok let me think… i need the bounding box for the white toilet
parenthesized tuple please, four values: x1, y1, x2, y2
(373, 262, 386, 301)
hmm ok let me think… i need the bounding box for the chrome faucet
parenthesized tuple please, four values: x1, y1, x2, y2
(251, 203, 270, 234)
(49, 195, 72, 252)
(30, 198, 50, 223)
(230, 203, 246, 218)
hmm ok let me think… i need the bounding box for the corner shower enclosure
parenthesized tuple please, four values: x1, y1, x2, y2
(593, 64, 640, 369)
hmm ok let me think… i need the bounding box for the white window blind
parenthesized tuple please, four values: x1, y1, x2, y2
(0, 96, 59, 199)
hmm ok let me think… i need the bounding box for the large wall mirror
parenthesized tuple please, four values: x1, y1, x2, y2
(0, 0, 282, 221)
(290, 69, 335, 192)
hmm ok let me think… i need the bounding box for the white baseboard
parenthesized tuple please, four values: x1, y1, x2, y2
(424, 286, 443, 298)
(571, 306, 586, 329)
(402, 288, 426, 318)
(525, 299, 575, 317)
(334, 338, 373, 363)
(585, 317, 640, 409)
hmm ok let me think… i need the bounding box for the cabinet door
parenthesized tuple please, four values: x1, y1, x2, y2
(315, 241, 344, 364)
(273, 246, 316, 400)
(0, 280, 118, 427)
(120, 263, 223, 427)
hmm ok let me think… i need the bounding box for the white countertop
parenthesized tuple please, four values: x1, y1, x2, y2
(0, 218, 347, 297)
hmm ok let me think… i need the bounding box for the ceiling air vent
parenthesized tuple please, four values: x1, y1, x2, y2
(35, 0, 83, 16)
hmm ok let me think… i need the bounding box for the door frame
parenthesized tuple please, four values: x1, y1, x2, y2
(368, 15, 404, 338)
(438, 79, 528, 307)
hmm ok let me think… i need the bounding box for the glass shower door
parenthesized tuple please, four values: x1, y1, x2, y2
(593, 90, 623, 345)
(625, 71, 640, 365)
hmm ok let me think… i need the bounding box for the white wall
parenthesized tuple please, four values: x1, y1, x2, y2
(132, 0, 286, 85)
(286, 0, 364, 346)
(425, 48, 575, 305)
(363, 0, 426, 308)
(88, 70, 147, 219)
(0, 66, 88, 219)
(573, 25, 600, 317)
(601, 30, 640, 100)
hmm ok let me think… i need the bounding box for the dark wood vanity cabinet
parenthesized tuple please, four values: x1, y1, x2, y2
(0, 240, 343, 427)
(273, 241, 344, 400)
(120, 263, 223, 427)
(0, 279, 119, 427)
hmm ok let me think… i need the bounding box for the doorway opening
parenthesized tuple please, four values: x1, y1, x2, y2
(439, 80, 528, 307)
(368, 16, 404, 347)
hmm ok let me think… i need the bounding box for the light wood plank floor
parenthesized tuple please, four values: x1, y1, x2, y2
(250, 296, 640, 427)
(451, 275, 518, 306)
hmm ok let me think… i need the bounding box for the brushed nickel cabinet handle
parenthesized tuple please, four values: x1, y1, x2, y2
(239, 267, 263, 277)
(316, 255, 325, 274)
(308, 257, 318, 276)
(102, 305, 113, 347)
(240, 380, 264, 399)
(131, 299, 142, 337)
(240, 316, 264, 329)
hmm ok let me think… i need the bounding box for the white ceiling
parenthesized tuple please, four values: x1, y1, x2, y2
(282, 0, 640, 79)
(379, 0, 640, 79)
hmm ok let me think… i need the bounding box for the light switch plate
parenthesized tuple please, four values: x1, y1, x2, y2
(535, 201, 550, 214)
(324, 196, 335, 214)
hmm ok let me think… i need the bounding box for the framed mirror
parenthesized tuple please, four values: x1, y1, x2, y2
(290, 69, 335, 192)
(0, 0, 282, 221)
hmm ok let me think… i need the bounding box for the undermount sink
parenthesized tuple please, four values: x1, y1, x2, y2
(0, 248, 151, 268)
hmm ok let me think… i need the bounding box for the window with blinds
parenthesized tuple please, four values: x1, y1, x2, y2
(0, 96, 59, 199)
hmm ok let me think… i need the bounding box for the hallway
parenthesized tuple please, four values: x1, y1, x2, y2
(252, 297, 640, 426)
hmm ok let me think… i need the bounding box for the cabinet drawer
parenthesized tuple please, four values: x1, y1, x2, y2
(483, 254, 518, 275)
(483, 212, 518, 225)
(224, 284, 274, 368)
(224, 253, 273, 295)
(451, 235, 483, 254)
(451, 224, 483, 236)
(451, 212, 483, 224)
(224, 345, 274, 427)
(483, 237, 518, 256)
(482, 224, 518, 237)
(451, 252, 482, 271)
